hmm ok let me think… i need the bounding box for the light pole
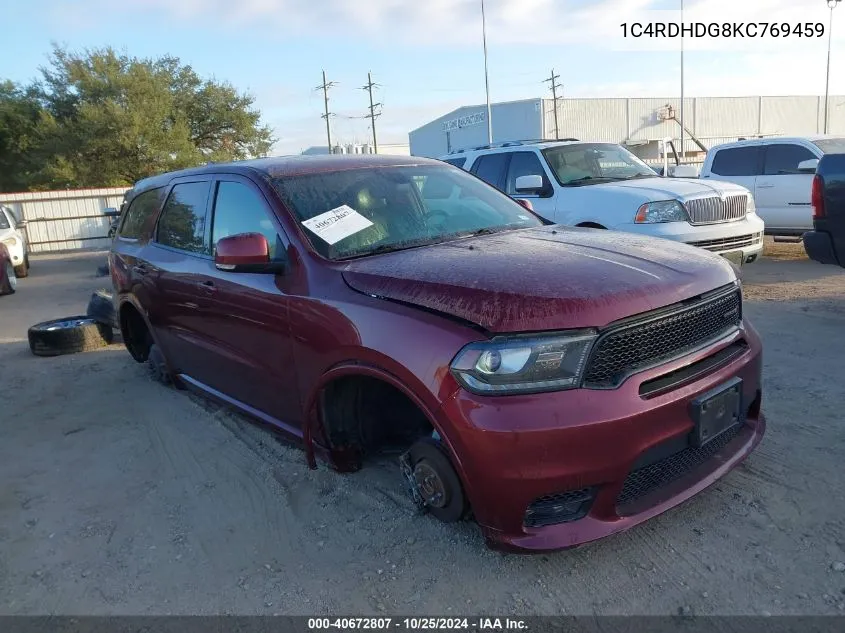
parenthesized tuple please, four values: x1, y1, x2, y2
(824, 0, 841, 134)
(679, 0, 685, 163)
(481, 0, 493, 144)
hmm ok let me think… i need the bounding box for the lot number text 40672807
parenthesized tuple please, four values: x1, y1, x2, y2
(307, 618, 528, 631)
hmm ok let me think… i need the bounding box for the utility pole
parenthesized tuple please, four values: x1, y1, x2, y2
(543, 69, 563, 139)
(361, 72, 382, 153)
(481, 0, 493, 144)
(315, 70, 337, 153)
(824, 0, 842, 134)
(679, 0, 685, 163)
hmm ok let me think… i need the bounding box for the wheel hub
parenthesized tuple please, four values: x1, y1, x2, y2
(413, 461, 448, 509)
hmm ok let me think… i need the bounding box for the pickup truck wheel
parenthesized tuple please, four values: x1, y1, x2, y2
(28, 317, 112, 357)
(405, 438, 468, 523)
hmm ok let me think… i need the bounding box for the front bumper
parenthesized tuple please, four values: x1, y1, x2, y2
(1, 237, 24, 265)
(436, 322, 764, 552)
(616, 214, 765, 264)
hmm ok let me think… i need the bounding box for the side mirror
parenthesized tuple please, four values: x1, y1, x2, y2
(515, 198, 534, 212)
(797, 158, 819, 174)
(17, 219, 28, 229)
(103, 207, 120, 218)
(215, 233, 284, 274)
(514, 174, 545, 194)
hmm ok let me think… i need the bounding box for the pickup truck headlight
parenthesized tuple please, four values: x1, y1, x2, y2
(746, 195, 757, 215)
(450, 331, 597, 395)
(1, 236, 17, 247)
(634, 200, 688, 223)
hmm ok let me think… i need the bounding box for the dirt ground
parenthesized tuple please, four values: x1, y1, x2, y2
(1, 241, 845, 616)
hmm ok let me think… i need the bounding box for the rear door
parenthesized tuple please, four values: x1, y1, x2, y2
(470, 152, 510, 191)
(147, 177, 215, 382)
(756, 143, 818, 232)
(199, 175, 301, 429)
(504, 151, 556, 222)
(702, 145, 760, 195)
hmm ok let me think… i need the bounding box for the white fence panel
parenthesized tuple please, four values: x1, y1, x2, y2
(0, 187, 130, 254)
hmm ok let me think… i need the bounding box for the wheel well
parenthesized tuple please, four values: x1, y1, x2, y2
(576, 222, 607, 229)
(119, 303, 152, 362)
(320, 375, 434, 466)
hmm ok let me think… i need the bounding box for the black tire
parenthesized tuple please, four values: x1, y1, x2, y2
(1, 261, 16, 295)
(147, 343, 172, 385)
(28, 316, 112, 357)
(86, 290, 118, 328)
(408, 438, 468, 523)
(14, 255, 29, 278)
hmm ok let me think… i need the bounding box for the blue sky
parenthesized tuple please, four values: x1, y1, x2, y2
(4, 0, 840, 154)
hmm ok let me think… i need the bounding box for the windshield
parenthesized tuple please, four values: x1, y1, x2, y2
(272, 164, 544, 260)
(542, 143, 657, 186)
(812, 138, 845, 154)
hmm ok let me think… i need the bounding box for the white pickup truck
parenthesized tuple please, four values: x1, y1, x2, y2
(440, 140, 765, 266)
(700, 136, 845, 237)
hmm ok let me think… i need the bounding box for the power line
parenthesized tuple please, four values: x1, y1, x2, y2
(543, 68, 562, 139)
(314, 70, 337, 152)
(361, 71, 382, 153)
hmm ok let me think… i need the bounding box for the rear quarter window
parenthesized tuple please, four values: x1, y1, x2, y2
(441, 157, 467, 169)
(710, 147, 760, 177)
(118, 187, 165, 239)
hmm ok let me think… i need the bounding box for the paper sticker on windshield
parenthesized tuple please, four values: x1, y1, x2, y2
(302, 205, 373, 245)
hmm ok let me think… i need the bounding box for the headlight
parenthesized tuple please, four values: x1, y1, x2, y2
(746, 195, 757, 215)
(450, 331, 597, 395)
(634, 200, 688, 223)
(1, 237, 17, 247)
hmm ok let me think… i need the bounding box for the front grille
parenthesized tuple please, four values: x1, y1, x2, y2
(688, 232, 763, 252)
(525, 488, 595, 528)
(685, 195, 748, 224)
(616, 423, 743, 513)
(584, 288, 742, 387)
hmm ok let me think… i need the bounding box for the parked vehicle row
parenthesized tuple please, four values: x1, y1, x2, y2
(440, 140, 764, 267)
(701, 135, 845, 237)
(107, 154, 765, 552)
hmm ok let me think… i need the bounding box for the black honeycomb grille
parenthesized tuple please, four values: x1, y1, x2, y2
(616, 423, 743, 513)
(584, 288, 741, 387)
(524, 488, 594, 528)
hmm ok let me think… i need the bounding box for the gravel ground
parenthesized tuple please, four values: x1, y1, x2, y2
(1, 242, 845, 616)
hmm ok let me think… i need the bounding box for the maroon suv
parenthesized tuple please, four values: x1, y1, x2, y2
(110, 155, 765, 552)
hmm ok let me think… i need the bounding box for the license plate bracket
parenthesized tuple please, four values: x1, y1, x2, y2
(690, 377, 742, 448)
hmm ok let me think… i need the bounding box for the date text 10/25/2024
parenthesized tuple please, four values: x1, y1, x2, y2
(308, 618, 528, 631)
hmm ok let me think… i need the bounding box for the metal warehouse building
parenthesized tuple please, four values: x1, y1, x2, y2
(409, 95, 845, 161)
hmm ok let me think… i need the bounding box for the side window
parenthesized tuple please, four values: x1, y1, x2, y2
(506, 152, 549, 195)
(710, 147, 760, 177)
(442, 157, 466, 169)
(470, 153, 510, 190)
(119, 187, 165, 239)
(156, 182, 211, 254)
(211, 181, 282, 260)
(763, 144, 817, 176)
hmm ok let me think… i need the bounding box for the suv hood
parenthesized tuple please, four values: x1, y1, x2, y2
(596, 177, 748, 200)
(341, 227, 737, 333)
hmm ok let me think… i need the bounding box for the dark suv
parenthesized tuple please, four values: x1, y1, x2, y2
(110, 155, 765, 552)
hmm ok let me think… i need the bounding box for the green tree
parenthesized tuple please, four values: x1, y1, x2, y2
(0, 45, 275, 192)
(0, 81, 45, 192)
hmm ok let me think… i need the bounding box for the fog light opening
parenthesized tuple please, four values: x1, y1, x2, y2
(524, 488, 596, 528)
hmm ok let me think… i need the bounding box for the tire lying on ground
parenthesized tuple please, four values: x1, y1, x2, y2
(86, 289, 118, 328)
(28, 316, 114, 357)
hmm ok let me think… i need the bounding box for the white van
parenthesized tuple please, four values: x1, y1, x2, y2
(700, 136, 845, 237)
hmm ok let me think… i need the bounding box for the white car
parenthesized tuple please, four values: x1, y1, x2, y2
(0, 205, 30, 278)
(700, 136, 845, 237)
(441, 140, 765, 265)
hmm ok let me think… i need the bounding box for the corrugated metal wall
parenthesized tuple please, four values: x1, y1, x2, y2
(0, 187, 129, 253)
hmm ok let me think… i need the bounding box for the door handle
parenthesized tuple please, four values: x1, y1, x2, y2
(132, 263, 149, 276)
(757, 183, 775, 189)
(197, 280, 217, 293)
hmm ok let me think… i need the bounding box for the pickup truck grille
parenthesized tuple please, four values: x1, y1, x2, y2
(583, 287, 742, 388)
(687, 232, 763, 252)
(685, 195, 747, 224)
